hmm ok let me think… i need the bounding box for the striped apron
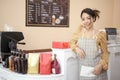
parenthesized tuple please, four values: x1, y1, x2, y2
(77, 36, 108, 80)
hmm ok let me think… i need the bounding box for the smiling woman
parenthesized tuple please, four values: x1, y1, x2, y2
(80, 8, 100, 31)
(69, 8, 108, 80)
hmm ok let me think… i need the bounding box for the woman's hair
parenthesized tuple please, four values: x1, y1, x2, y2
(80, 8, 100, 22)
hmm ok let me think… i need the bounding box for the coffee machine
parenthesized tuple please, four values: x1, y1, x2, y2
(0, 31, 24, 62)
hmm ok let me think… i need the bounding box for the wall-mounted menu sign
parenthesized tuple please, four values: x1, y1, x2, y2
(26, 0, 69, 27)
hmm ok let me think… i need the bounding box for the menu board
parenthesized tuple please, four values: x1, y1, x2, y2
(26, 0, 69, 27)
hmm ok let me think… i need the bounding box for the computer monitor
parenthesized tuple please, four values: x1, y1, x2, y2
(0, 31, 24, 61)
(105, 28, 117, 40)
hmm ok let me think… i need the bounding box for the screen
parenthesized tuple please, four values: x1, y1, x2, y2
(105, 28, 117, 40)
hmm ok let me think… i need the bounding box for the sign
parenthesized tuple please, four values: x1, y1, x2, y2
(26, 0, 69, 27)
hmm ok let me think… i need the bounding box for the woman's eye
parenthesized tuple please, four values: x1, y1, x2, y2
(87, 17, 91, 20)
(82, 18, 85, 21)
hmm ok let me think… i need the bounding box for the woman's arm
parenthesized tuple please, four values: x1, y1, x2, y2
(93, 31, 108, 75)
(98, 31, 108, 70)
(69, 25, 83, 53)
(69, 33, 79, 52)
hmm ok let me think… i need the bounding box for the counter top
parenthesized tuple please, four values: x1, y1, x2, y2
(108, 43, 120, 47)
(0, 64, 64, 80)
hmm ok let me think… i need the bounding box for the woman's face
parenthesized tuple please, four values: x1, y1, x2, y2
(81, 13, 95, 30)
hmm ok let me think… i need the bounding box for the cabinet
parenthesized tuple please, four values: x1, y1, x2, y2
(108, 44, 120, 80)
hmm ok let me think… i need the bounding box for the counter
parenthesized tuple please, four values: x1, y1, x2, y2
(0, 48, 79, 80)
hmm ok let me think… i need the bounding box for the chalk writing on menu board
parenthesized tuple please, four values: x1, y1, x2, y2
(26, 0, 69, 27)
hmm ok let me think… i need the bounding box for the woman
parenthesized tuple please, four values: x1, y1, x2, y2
(69, 8, 108, 80)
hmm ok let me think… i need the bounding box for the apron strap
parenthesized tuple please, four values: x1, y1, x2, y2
(82, 28, 96, 39)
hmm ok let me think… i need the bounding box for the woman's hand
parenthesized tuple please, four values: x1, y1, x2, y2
(75, 47, 86, 58)
(93, 63, 102, 75)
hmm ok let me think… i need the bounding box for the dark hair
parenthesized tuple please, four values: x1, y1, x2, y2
(80, 8, 100, 22)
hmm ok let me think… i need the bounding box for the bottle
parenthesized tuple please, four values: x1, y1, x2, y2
(16, 51, 22, 73)
(14, 52, 19, 72)
(9, 52, 15, 71)
(52, 54, 60, 74)
(21, 53, 27, 74)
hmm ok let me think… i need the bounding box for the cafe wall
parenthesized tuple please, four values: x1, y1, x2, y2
(0, 0, 120, 50)
(113, 0, 120, 29)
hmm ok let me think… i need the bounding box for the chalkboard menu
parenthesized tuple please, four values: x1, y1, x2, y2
(26, 0, 69, 27)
